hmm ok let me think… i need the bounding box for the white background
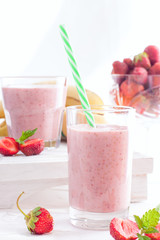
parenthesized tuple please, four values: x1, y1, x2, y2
(1, 0, 160, 99)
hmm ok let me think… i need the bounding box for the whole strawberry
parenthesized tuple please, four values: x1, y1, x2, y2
(112, 61, 129, 74)
(17, 192, 54, 234)
(144, 45, 160, 65)
(131, 67, 148, 85)
(120, 79, 144, 98)
(123, 58, 134, 70)
(149, 62, 160, 75)
(133, 52, 151, 70)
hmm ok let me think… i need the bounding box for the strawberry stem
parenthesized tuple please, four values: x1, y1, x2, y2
(16, 192, 29, 219)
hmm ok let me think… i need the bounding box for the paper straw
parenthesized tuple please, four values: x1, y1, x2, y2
(59, 25, 95, 127)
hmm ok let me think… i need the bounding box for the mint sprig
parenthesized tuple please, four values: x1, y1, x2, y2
(134, 208, 160, 240)
(16, 128, 37, 144)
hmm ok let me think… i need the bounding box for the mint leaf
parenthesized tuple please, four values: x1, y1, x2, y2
(16, 128, 37, 144)
(144, 227, 159, 234)
(134, 215, 143, 229)
(137, 233, 145, 240)
(142, 236, 152, 240)
(142, 209, 160, 228)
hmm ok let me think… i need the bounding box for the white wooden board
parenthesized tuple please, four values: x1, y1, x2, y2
(0, 143, 153, 208)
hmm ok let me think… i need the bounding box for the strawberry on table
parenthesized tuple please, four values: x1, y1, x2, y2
(16, 128, 44, 156)
(19, 139, 44, 156)
(0, 137, 19, 156)
(110, 218, 139, 240)
(17, 192, 54, 234)
(134, 208, 160, 240)
(110, 208, 160, 240)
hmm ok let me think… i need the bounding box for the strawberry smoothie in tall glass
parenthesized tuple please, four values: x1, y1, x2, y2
(67, 105, 135, 230)
(1, 77, 67, 147)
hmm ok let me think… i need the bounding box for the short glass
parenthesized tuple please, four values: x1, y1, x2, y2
(66, 105, 135, 230)
(1, 76, 67, 147)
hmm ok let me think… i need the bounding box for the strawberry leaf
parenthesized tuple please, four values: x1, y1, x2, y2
(28, 219, 35, 230)
(35, 211, 41, 217)
(16, 128, 37, 144)
(32, 207, 41, 213)
(32, 216, 39, 223)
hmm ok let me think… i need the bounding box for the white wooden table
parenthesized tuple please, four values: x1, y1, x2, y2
(0, 189, 158, 240)
(0, 143, 153, 209)
(0, 142, 157, 239)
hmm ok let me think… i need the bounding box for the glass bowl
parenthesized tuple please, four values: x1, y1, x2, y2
(110, 74, 160, 119)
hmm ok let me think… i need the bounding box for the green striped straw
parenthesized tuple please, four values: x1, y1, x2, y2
(59, 25, 95, 127)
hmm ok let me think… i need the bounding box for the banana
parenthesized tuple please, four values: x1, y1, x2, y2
(66, 86, 104, 106)
(0, 120, 8, 137)
(0, 101, 8, 137)
(34, 80, 57, 85)
(62, 110, 67, 138)
(0, 100, 5, 119)
(62, 85, 104, 138)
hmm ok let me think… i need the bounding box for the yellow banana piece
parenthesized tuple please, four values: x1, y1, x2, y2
(0, 101, 5, 119)
(62, 86, 104, 138)
(0, 120, 8, 136)
(66, 86, 104, 106)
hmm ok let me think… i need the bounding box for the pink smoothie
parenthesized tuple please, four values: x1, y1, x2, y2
(2, 85, 67, 142)
(67, 124, 131, 213)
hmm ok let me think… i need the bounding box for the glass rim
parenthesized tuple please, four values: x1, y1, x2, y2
(0, 76, 67, 86)
(66, 105, 135, 113)
(0, 76, 67, 80)
(111, 73, 160, 77)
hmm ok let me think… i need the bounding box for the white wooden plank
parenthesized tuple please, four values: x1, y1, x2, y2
(0, 142, 152, 208)
(131, 174, 147, 202)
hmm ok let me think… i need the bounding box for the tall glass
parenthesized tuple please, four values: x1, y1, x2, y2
(67, 105, 135, 229)
(1, 76, 67, 147)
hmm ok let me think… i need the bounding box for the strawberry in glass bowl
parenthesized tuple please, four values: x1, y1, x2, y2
(110, 45, 160, 119)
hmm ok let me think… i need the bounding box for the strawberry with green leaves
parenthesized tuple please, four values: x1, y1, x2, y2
(0, 128, 44, 156)
(134, 208, 160, 240)
(146, 223, 160, 240)
(17, 192, 54, 234)
(133, 52, 151, 70)
(17, 128, 44, 156)
(110, 207, 160, 240)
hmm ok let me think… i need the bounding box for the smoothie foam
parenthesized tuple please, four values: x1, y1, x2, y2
(67, 124, 131, 213)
